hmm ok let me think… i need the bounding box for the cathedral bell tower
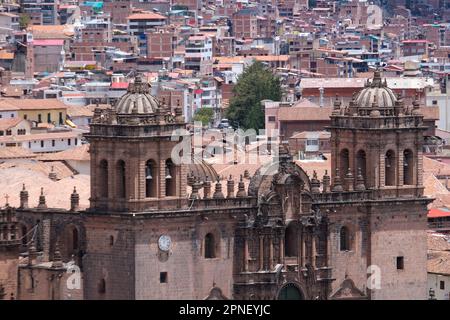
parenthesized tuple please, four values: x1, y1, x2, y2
(328, 70, 426, 198)
(85, 76, 188, 212)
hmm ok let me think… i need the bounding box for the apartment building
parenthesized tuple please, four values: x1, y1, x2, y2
(185, 34, 213, 76)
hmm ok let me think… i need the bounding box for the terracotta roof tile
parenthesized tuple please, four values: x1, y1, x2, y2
(278, 106, 332, 121)
(0, 160, 89, 210)
(0, 117, 23, 130)
(38, 144, 89, 162)
(127, 12, 167, 20)
(0, 99, 68, 111)
(0, 147, 36, 159)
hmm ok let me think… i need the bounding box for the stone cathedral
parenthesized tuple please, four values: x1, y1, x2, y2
(0, 71, 432, 300)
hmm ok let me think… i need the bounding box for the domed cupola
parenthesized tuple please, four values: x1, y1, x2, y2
(351, 69, 398, 116)
(115, 75, 160, 115)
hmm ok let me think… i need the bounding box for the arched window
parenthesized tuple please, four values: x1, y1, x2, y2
(403, 149, 414, 185)
(385, 150, 396, 186)
(10, 226, 16, 240)
(1, 226, 7, 240)
(205, 233, 216, 259)
(284, 223, 298, 257)
(145, 160, 157, 198)
(340, 149, 350, 177)
(356, 150, 367, 182)
(277, 283, 304, 300)
(340, 226, 350, 251)
(165, 159, 176, 197)
(72, 228, 79, 251)
(98, 279, 106, 294)
(109, 235, 114, 246)
(99, 160, 108, 198)
(116, 160, 126, 198)
(64, 225, 80, 262)
(21, 225, 28, 246)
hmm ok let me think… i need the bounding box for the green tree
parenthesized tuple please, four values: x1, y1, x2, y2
(226, 61, 281, 130)
(193, 108, 214, 126)
(19, 14, 30, 30)
(308, 0, 317, 8)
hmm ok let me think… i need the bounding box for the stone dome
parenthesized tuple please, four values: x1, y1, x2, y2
(188, 155, 219, 182)
(354, 69, 397, 110)
(115, 76, 160, 115)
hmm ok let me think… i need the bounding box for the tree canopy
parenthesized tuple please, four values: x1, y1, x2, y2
(19, 14, 30, 30)
(226, 61, 281, 130)
(193, 107, 214, 126)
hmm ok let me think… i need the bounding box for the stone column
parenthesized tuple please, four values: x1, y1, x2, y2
(279, 235, 284, 263)
(159, 159, 166, 198)
(300, 231, 305, 266)
(138, 159, 145, 200)
(180, 164, 188, 198)
(42, 219, 51, 262)
(269, 236, 274, 270)
(244, 238, 249, 272)
(312, 234, 317, 267)
(259, 235, 264, 271)
(417, 149, 423, 187)
(379, 152, 385, 188)
(398, 150, 404, 186)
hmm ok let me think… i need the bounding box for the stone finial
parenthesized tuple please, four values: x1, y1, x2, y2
(203, 176, 211, 199)
(371, 92, 378, 109)
(372, 68, 382, 87)
(332, 94, 342, 115)
(175, 106, 184, 123)
(311, 171, 321, 194)
(28, 238, 37, 266)
(70, 186, 80, 211)
(332, 168, 344, 192)
(48, 166, 57, 181)
(344, 168, 354, 192)
(227, 175, 235, 198)
(236, 175, 247, 198)
(355, 167, 366, 191)
(394, 98, 403, 116)
(52, 241, 63, 269)
(20, 184, 29, 209)
(322, 170, 331, 193)
(213, 178, 224, 199)
(412, 94, 422, 116)
(37, 187, 47, 209)
(3, 194, 9, 208)
(187, 171, 195, 186)
(190, 177, 202, 200)
(243, 169, 250, 179)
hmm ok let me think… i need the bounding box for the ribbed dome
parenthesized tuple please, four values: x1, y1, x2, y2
(354, 70, 397, 109)
(189, 155, 219, 182)
(115, 76, 160, 115)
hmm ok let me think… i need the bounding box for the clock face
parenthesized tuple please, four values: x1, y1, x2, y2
(158, 235, 171, 252)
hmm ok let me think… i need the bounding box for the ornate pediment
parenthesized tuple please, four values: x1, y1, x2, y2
(330, 279, 367, 300)
(204, 286, 228, 300)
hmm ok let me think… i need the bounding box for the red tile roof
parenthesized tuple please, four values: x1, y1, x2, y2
(110, 82, 129, 90)
(0, 99, 68, 111)
(428, 208, 450, 218)
(33, 39, 64, 46)
(127, 12, 167, 20)
(278, 107, 332, 121)
(0, 118, 23, 130)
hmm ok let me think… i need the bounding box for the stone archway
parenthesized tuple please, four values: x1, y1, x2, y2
(277, 283, 305, 300)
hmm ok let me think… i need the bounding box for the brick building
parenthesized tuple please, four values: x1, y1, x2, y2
(147, 29, 177, 59)
(0, 72, 433, 300)
(0, 206, 20, 300)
